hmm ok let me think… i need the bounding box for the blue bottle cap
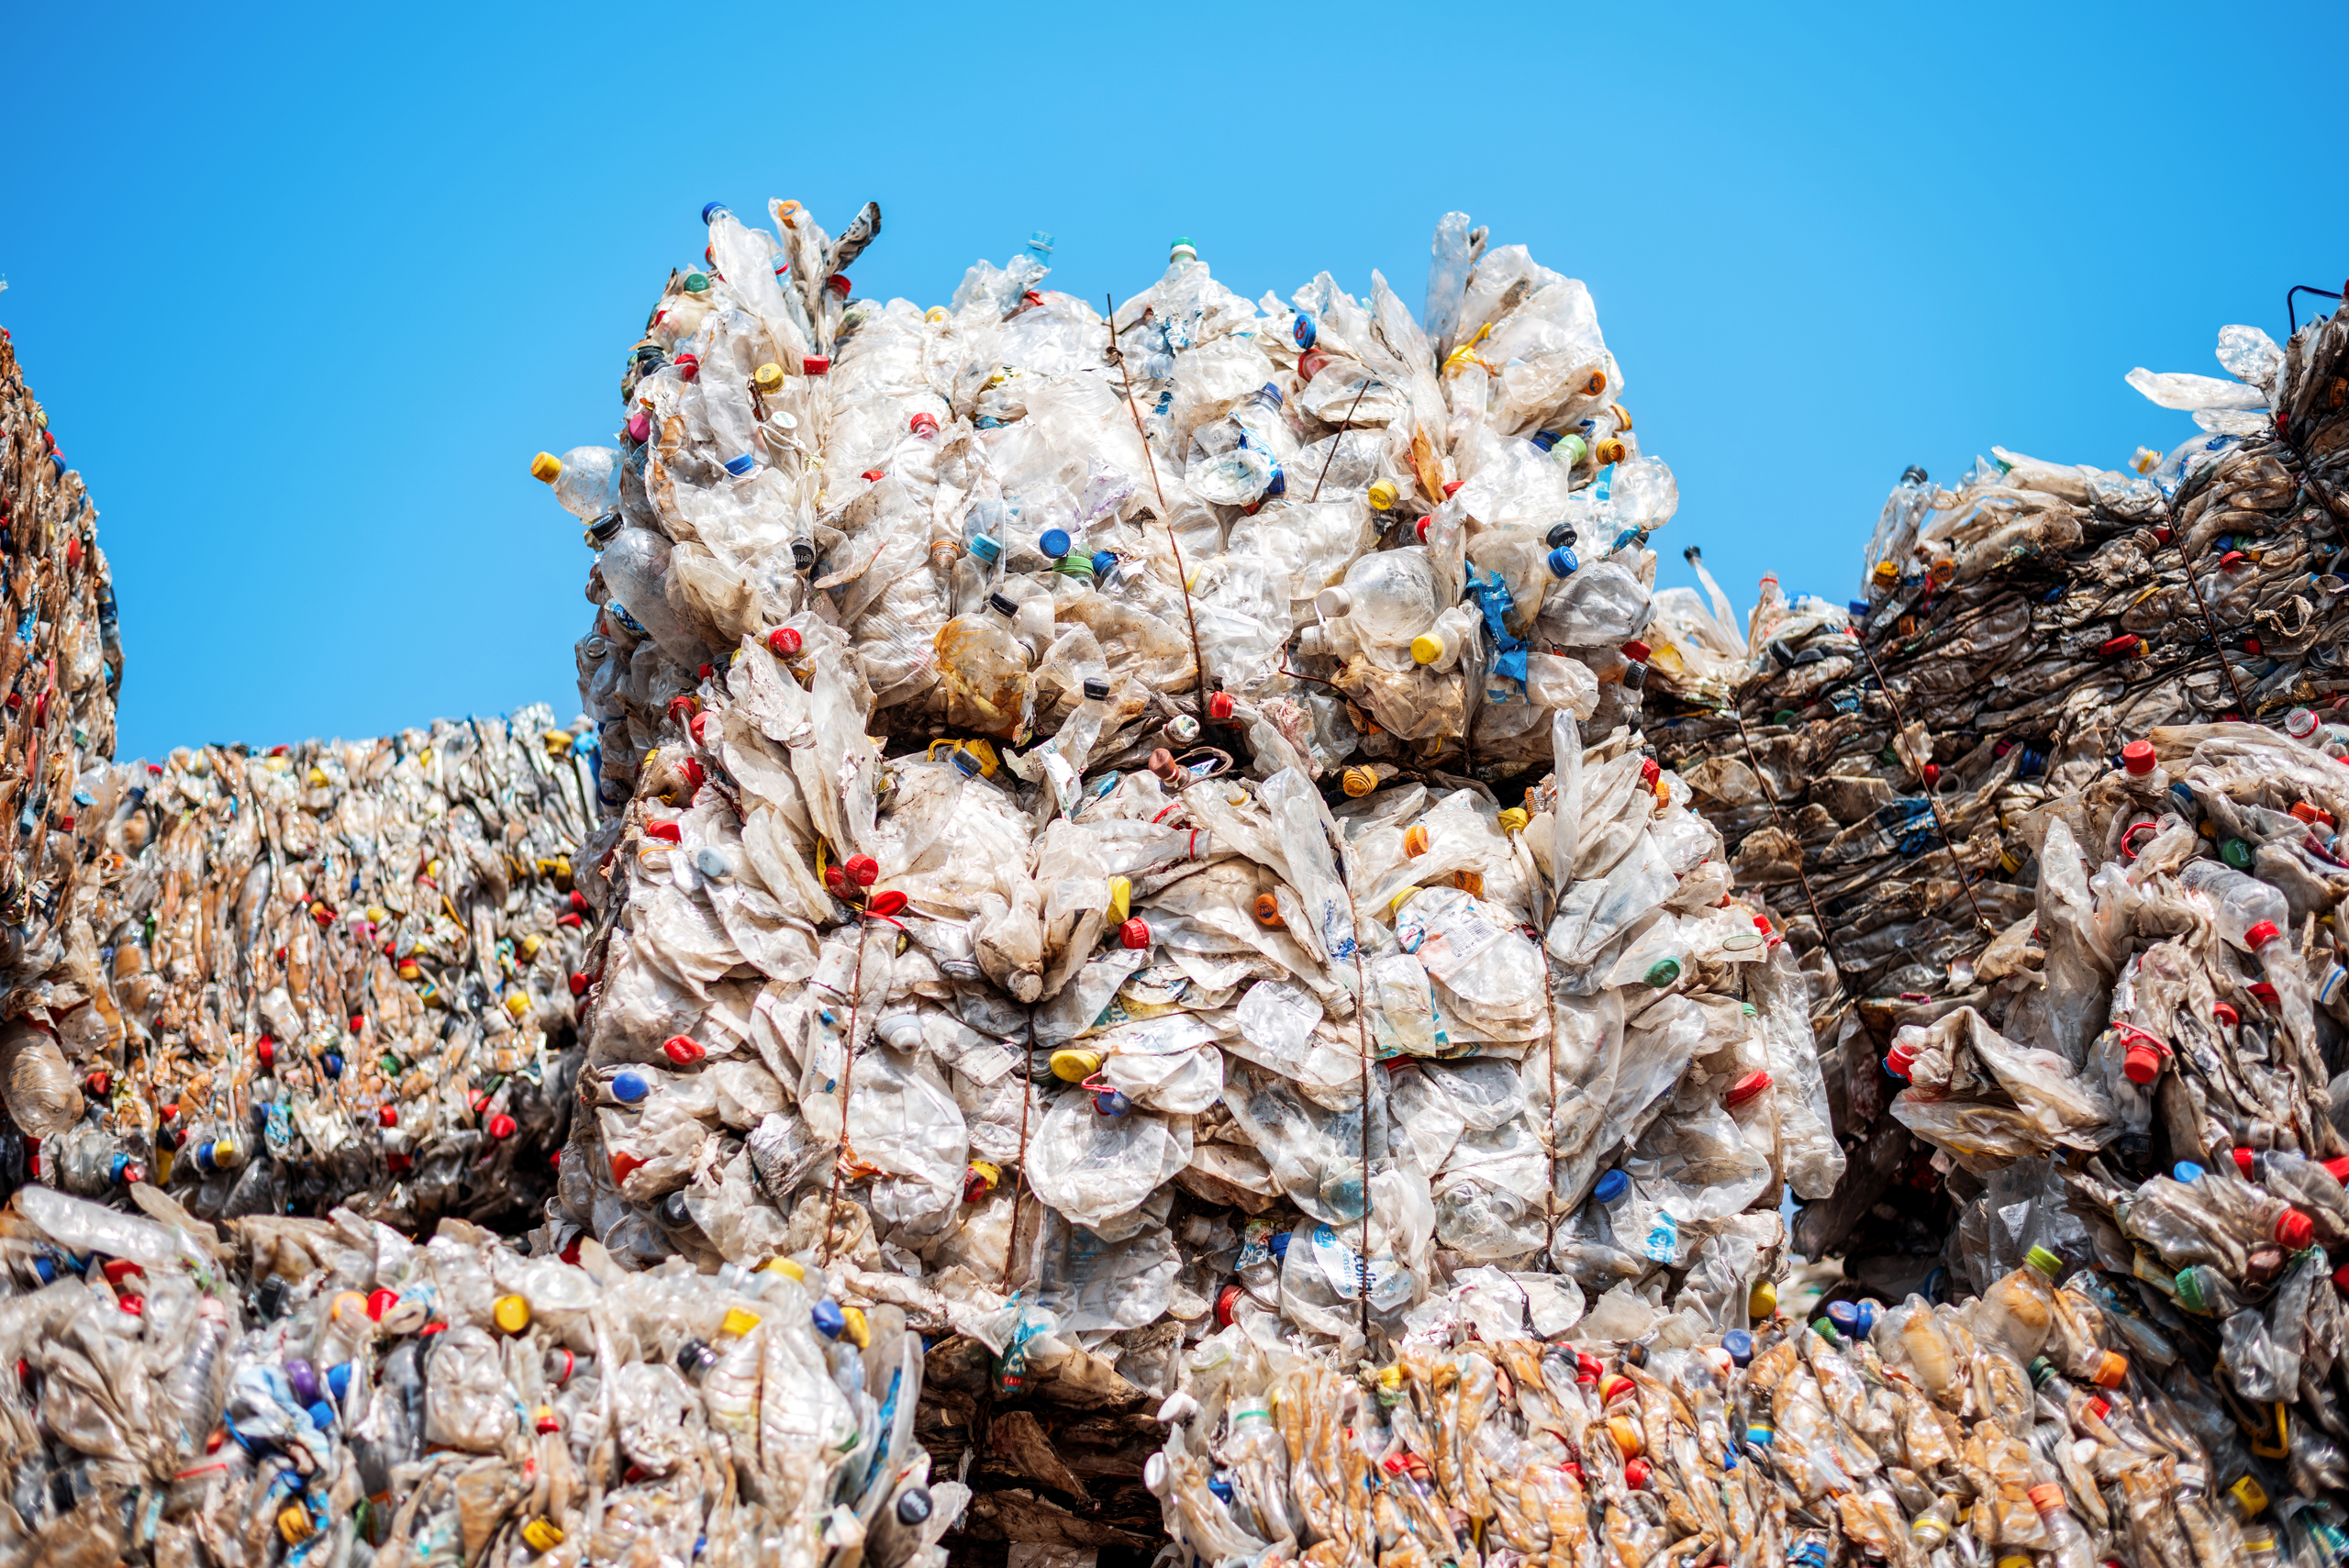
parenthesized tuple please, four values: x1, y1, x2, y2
(1531, 431, 1558, 452)
(968, 534, 1001, 564)
(1547, 546, 1580, 578)
(2174, 1161, 2204, 1183)
(1720, 1329, 1753, 1365)
(811, 1300, 848, 1339)
(1256, 382, 1283, 406)
(724, 453, 756, 478)
(307, 1400, 337, 1429)
(1293, 315, 1317, 350)
(701, 202, 729, 224)
(1040, 528, 1071, 560)
(1208, 1475, 1234, 1503)
(1593, 1170, 1630, 1204)
(1095, 1088, 1131, 1117)
(613, 1072, 649, 1104)
(1848, 600, 1870, 618)
(1853, 1300, 1881, 1336)
(322, 1052, 344, 1081)
(327, 1362, 352, 1402)
(950, 748, 983, 779)
(1826, 1300, 1861, 1331)
(1090, 550, 1118, 580)
(32, 1257, 54, 1284)
(1267, 1230, 1293, 1260)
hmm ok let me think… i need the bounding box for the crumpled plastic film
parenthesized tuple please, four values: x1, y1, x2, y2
(529, 204, 1844, 1548)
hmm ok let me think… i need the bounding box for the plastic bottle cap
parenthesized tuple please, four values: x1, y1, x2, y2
(2231, 1146, 2256, 1177)
(2122, 739, 2156, 774)
(802, 356, 830, 375)
(2028, 1485, 2064, 1515)
(488, 1114, 518, 1140)
(1119, 917, 1152, 950)
(2122, 1041, 2165, 1084)
(1168, 238, 1197, 261)
(1409, 633, 1446, 664)
(2221, 837, 2254, 869)
(1885, 1041, 1917, 1079)
(1208, 691, 1235, 721)
(1050, 1049, 1102, 1083)
(2092, 1351, 2128, 1388)
(2245, 919, 2279, 948)
(1039, 528, 1072, 559)
(1748, 1280, 1777, 1318)
(521, 1518, 566, 1553)
(2214, 1002, 2239, 1028)
(1546, 545, 1580, 577)
(2277, 1209, 2317, 1250)
(2025, 1245, 2065, 1281)
(844, 854, 879, 887)
(1341, 765, 1379, 797)
(2288, 707, 2319, 738)
(811, 1300, 847, 1339)
(1593, 1170, 1630, 1204)
(494, 1295, 531, 1334)
(987, 591, 1018, 617)
(1366, 480, 1399, 510)
(896, 1488, 934, 1528)
(1724, 1070, 1772, 1107)
(2230, 1474, 2269, 1516)
(968, 534, 1002, 565)
(1622, 1457, 1652, 1489)
(1089, 550, 1119, 581)
(662, 1035, 707, 1065)
(2175, 1160, 2205, 1184)
(1643, 958, 1681, 988)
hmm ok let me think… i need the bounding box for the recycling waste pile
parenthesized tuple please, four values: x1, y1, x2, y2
(19, 712, 602, 1229)
(2, 197, 2341, 1568)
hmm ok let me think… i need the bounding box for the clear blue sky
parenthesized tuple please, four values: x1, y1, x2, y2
(6, 2, 2345, 762)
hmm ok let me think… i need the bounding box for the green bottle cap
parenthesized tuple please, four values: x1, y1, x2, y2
(2176, 1267, 2207, 1314)
(683, 272, 712, 295)
(1644, 958, 1683, 988)
(2025, 1245, 2064, 1281)
(2221, 837, 2254, 869)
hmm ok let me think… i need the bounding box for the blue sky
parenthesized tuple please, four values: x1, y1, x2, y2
(6, 2, 2345, 761)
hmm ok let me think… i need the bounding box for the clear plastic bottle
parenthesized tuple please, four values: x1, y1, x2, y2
(2179, 859, 2289, 953)
(1317, 549, 1440, 671)
(530, 446, 622, 519)
(2028, 1484, 2098, 1568)
(1969, 1247, 2064, 1364)
(933, 593, 1035, 740)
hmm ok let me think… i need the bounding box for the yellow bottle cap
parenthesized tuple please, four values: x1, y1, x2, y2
(1107, 875, 1130, 923)
(505, 994, 531, 1018)
(762, 1257, 806, 1281)
(841, 1305, 870, 1349)
(1367, 480, 1400, 510)
(1388, 885, 1420, 917)
(752, 362, 785, 395)
(519, 935, 544, 961)
(1376, 1365, 1402, 1390)
(330, 1290, 371, 1322)
(278, 1506, 316, 1545)
(720, 1307, 763, 1338)
(1609, 402, 1633, 432)
(2132, 445, 2161, 474)
(531, 452, 562, 484)
(925, 306, 950, 323)
(1497, 807, 1529, 834)
(1341, 765, 1379, 798)
(1051, 1048, 1103, 1083)
(1873, 560, 1898, 583)
(493, 1295, 531, 1334)
(365, 906, 388, 923)
(2231, 1474, 2269, 1516)
(1748, 1280, 1778, 1318)
(1410, 633, 1444, 664)
(1595, 437, 1627, 466)
(521, 1518, 565, 1552)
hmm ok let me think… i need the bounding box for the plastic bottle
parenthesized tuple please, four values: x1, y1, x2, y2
(1316, 549, 1440, 670)
(531, 446, 623, 520)
(934, 593, 1035, 740)
(2179, 859, 2289, 953)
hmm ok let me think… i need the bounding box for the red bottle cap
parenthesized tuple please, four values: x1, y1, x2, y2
(1623, 1457, 1652, 1489)
(910, 413, 939, 436)
(1885, 1042, 1916, 1079)
(488, 1114, 517, 1140)
(2245, 920, 2279, 949)
(1215, 1284, 1241, 1327)
(662, 1035, 706, 1065)
(378, 1106, 397, 1128)
(255, 1039, 275, 1069)
(1118, 917, 1152, 950)
(2231, 1147, 2256, 1177)
(2213, 1002, 2239, 1028)
(2250, 981, 2280, 1006)
(1622, 640, 1651, 663)
(645, 820, 682, 844)
(1208, 692, 1235, 721)
(101, 1259, 143, 1284)
(2277, 1209, 2317, 1250)
(1639, 757, 1661, 785)
(1575, 1351, 1604, 1384)
(866, 889, 907, 917)
(367, 1288, 399, 1321)
(159, 1104, 176, 1121)
(828, 273, 852, 296)
(769, 626, 803, 661)
(2122, 1042, 2165, 1084)
(2323, 1156, 2349, 1184)
(2088, 1396, 2112, 1419)
(1442, 480, 1464, 498)
(843, 854, 880, 888)
(610, 1151, 644, 1186)
(1921, 762, 1940, 784)
(569, 890, 591, 913)
(570, 972, 591, 995)
(802, 357, 830, 375)
(861, 469, 885, 482)
(1415, 517, 1430, 543)
(2121, 740, 2156, 775)
(1724, 1070, 1773, 1107)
